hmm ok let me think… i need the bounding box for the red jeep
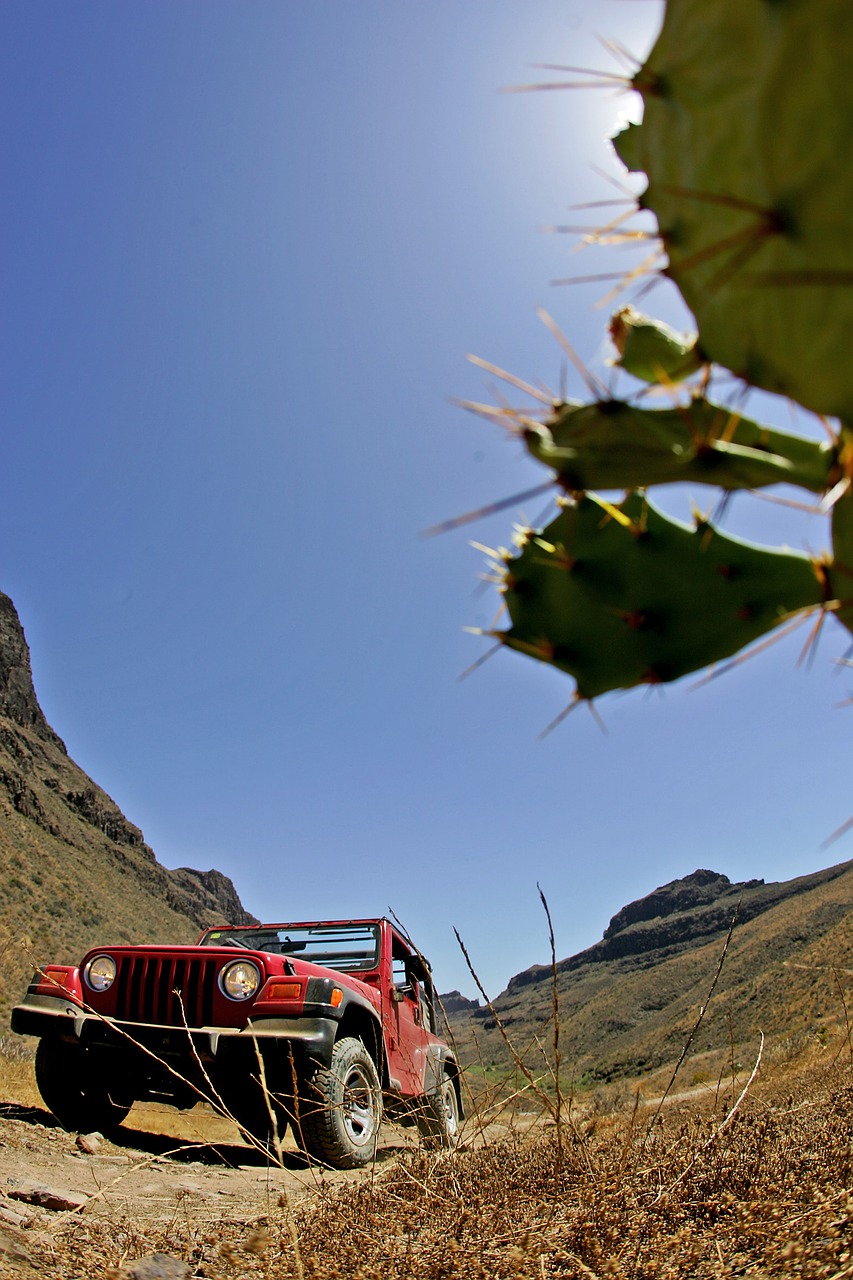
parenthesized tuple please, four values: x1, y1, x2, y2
(11, 918, 462, 1169)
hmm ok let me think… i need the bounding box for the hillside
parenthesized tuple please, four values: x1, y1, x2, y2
(446, 862, 853, 1083)
(0, 590, 256, 1027)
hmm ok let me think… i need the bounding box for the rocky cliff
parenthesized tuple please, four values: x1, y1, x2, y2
(0, 589, 257, 1024)
(0, 593, 65, 750)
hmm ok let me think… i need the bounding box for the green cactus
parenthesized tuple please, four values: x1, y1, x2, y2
(608, 306, 702, 386)
(493, 493, 827, 700)
(463, 0, 853, 700)
(614, 0, 853, 422)
(523, 395, 834, 496)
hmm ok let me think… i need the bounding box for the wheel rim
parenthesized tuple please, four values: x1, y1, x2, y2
(341, 1064, 378, 1147)
(441, 1081, 459, 1137)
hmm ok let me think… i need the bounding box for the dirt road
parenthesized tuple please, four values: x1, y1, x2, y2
(0, 1095, 420, 1277)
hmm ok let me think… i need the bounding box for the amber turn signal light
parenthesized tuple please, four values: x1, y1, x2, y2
(266, 981, 302, 1000)
(42, 967, 71, 988)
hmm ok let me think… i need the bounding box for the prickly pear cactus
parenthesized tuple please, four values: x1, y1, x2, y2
(609, 306, 701, 386)
(615, 0, 853, 421)
(461, 0, 853, 704)
(495, 493, 826, 699)
(523, 396, 833, 496)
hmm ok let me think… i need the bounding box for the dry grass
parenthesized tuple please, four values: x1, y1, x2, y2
(296, 1055, 853, 1278)
(11, 1042, 852, 1279)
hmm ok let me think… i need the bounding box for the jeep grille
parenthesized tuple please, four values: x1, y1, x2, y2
(113, 955, 219, 1027)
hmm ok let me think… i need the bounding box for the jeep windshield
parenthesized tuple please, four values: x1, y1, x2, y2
(199, 923, 381, 972)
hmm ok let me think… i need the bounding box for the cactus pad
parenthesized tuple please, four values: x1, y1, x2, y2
(609, 306, 702, 385)
(495, 493, 826, 699)
(614, 0, 853, 420)
(523, 396, 834, 495)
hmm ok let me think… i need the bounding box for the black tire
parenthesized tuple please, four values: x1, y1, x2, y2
(35, 1038, 132, 1135)
(225, 1086, 289, 1154)
(417, 1071, 460, 1149)
(296, 1037, 381, 1169)
(215, 1043, 295, 1157)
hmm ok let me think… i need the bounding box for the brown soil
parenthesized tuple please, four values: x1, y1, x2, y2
(0, 1087, 423, 1277)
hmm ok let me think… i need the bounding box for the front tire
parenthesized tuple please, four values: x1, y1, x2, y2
(296, 1037, 381, 1169)
(417, 1071, 460, 1149)
(225, 1086, 290, 1154)
(35, 1038, 132, 1134)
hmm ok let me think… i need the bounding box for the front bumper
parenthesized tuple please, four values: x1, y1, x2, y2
(11, 994, 337, 1065)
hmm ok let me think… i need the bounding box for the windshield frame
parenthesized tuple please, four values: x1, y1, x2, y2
(199, 922, 382, 973)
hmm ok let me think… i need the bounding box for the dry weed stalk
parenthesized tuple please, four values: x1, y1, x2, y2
(250, 1034, 305, 1280)
(453, 923, 595, 1174)
(644, 900, 741, 1141)
(832, 966, 853, 1079)
(453, 926, 556, 1120)
(653, 1030, 765, 1204)
(538, 884, 564, 1165)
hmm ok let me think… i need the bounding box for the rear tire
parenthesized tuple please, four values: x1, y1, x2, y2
(296, 1037, 381, 1169)
(417, 1071, 460, 1149)
(35, 1038, 132, 1134)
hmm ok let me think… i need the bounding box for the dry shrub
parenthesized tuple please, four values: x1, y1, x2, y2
(294, 1060, 853, 1278)
(31, 1053, 853, 1279)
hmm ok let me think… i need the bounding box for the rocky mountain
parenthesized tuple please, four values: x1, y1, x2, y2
(0, 590, 256, 1028)
(445, 861, 853, 1084)
(506, 864, 852, 988)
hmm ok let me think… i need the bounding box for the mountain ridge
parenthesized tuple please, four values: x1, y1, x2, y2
(505, 862, 853, 990)
(0, 589, 257, 1025)
(446, 857, 853, 1083)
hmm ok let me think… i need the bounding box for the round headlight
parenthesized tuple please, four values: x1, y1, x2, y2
(219, 959, 261, 1001)
(84, 954, 117, 993)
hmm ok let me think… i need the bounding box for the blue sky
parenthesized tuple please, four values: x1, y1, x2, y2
(2, 1, 850, 1000)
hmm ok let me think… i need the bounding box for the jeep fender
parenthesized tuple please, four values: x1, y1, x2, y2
(329, 986, 385, 1081)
